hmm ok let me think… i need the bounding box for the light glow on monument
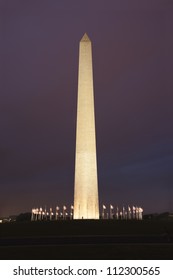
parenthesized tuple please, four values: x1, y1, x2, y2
(73, 33, 99, 219)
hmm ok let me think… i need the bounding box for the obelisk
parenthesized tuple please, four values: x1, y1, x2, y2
(73, 33, 99, 219)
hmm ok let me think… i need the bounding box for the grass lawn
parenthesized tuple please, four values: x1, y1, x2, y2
(1, 220, 173, 238)
(1, 220, 173, 259)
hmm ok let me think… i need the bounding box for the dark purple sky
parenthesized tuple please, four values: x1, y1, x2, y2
(0, 0, 173, 216)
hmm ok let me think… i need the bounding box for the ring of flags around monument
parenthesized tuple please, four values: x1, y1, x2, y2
(31, 205, 143, 221)
(102, 205, 143, 220)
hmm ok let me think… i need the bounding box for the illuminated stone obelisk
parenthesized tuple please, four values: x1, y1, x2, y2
(74, 33, 99, 219)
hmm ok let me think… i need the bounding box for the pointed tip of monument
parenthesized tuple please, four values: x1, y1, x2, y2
(81, 33, 91, 42)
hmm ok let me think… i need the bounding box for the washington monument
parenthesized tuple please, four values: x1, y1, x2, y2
(73, 33, 99, 219)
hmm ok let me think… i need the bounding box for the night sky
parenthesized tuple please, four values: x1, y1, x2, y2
(1, 0, 173, 217)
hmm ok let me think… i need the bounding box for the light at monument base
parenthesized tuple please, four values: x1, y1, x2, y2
(31, 205, 143, 221)
(73, 207, 99, 220)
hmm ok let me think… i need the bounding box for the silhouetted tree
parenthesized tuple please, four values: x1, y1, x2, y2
(16, 212, 31, 222)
